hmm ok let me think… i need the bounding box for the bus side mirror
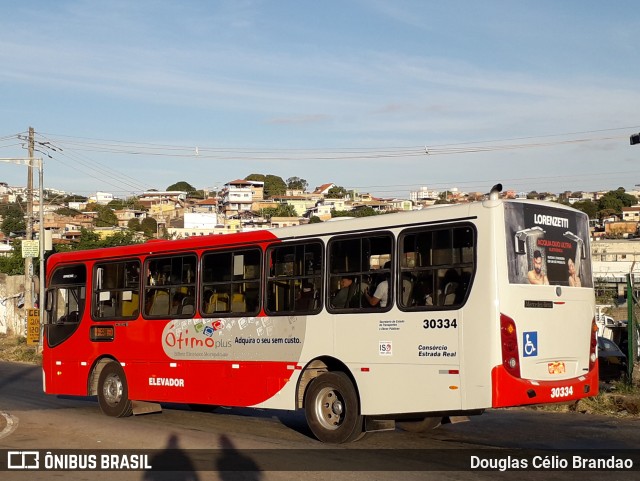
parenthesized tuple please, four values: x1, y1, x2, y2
(44, 290, 54, 311)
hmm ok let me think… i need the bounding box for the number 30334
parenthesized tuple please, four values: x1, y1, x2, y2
(423, 319, 457, 329)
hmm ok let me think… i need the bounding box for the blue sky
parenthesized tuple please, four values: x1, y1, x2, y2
(1, 0, 639, 198)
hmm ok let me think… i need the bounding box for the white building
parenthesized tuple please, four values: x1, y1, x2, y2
(222, 180, 254, 218)
(90, 192, 114, 205)
(410, 186, 439, 203)
(184, 213, 220, 230)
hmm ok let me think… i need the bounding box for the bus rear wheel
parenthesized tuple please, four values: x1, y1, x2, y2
(396, 416, 441, 433)
(97, 361, 133, 417)
(304, 372, 363, 443)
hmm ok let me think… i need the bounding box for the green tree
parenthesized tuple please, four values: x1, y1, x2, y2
(127, 218, 142, 231)
(286, 176, 308, 191)
(166, 181, 196, 192)
(274, 204, 298, 217)
(571, 200, 598, 219)
(598, 208, 618, 222)
(140, 217, 158, 237)
(261, 204, 298, 219)
(309, 216, 322, 223)
(0, 240, 26, 275)
(597, 188, 636, 218)
(92, 205, 118, 227)
(188, 190, 205, 200)
(54, 207, 82, 216)
(108, 197, 146, 211)
(326, 186, 349, 199)
(245, 174, 286, 198)
(331, 207, 379, 218)
(0, 203, 26, 236)
(55, 228, 140, 253)
(264, 175, 287, 197)
(63, 194, 88, 203)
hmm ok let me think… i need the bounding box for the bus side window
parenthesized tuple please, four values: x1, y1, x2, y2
(201, 249, 261, 317)
(266, 242, 322, 315)
(143, 254, 197, 319)
(399, 225, 475, 310)
(94, 260, 141, 320)
(328, 234, 393, 311)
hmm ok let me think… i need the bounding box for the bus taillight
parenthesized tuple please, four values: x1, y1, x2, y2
(589, 317, 598, 371)
(500, 314, 521, 378)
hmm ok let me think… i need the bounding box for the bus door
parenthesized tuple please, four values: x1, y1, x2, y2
(43, 264, 88, 395)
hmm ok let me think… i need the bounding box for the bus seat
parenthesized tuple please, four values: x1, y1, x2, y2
(180, 296, 195, 315)
(150, 290, 170, 315)
(100, 302, 117, 318)
(347, 279, 361, 308)
(443, 282, 459, 306)
(402, 278, 413, 306)
(207, 293, 229, 313)
(231, 293, 246, 312)
(122, 293, 139, 317)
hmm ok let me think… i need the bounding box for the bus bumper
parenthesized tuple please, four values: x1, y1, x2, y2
(491, 361, 599, 408)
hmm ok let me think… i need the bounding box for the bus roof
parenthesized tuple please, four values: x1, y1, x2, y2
(46, 199, 583, 266)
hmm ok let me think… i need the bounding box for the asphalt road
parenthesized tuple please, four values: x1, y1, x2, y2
(1, 361, 640, 480)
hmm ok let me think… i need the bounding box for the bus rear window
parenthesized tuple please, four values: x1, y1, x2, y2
(505, 203, 592, 287)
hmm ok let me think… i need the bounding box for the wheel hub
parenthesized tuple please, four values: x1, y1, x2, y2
(103, 373, 123, 406)
(315, 387, 345, 430)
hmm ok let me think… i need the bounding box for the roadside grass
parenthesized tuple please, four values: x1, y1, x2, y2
(524, 380, 640, 417)
(0, 333, 42, 364)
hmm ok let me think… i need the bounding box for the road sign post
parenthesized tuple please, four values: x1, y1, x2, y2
(27, 309, 40, 346)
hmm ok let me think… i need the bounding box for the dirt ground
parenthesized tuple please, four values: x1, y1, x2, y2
(0, 333, 42, 364)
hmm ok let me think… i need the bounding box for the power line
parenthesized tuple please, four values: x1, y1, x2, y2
(37, 126, 639, 160)
(0, 125, 633, 197)
(34, 133, 150, 194)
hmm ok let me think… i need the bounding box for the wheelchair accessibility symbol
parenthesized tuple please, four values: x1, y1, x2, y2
(523, 331, 538, 357)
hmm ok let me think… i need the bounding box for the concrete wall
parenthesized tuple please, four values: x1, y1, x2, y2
(0, 274, 27, 336)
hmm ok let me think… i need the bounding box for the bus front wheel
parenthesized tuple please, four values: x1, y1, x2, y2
(304, 372, 363, 443)
(97, 361, 133, 418)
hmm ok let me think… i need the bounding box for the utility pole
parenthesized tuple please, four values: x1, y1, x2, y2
(24, 126, 35, 310)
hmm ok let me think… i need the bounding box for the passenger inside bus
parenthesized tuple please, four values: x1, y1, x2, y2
(363, 262, 390, 308)
(171, 292, 186, 314)
(295, 280, 316, 311)
(332, 276, 357, 308)
(441, 268, 461, 306)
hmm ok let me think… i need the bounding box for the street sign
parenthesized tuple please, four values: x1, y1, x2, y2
(21, 240, 39, 258)
(27, 308, 40, 346)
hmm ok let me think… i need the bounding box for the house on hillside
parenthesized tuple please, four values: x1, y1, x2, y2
(313, 183, 334, 196)
(221, 180, 254, 218)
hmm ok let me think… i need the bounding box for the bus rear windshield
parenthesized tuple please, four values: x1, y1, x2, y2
(505, 203, 592, 287)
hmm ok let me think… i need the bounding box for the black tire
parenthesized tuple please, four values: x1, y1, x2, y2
(304, 372, 363, 444)
(97, 362, 133, 417)
(396, 416, 441, 433)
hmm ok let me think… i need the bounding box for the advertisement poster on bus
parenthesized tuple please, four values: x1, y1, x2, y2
(161, 316, 306, 362)
(504, 203, 592, 287)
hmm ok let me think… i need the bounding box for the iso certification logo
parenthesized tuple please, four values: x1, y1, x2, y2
(7, 451, 39, 469)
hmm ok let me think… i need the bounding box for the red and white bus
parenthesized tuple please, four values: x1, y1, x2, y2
(42, 198, 598, 443)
